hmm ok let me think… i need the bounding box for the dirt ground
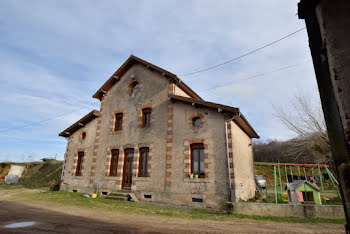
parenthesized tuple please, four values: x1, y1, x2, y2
(0, 189, 345, 233)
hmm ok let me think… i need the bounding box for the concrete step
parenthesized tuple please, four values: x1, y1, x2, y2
(109, 192, 129, 197)
(105, 195, 129, 201)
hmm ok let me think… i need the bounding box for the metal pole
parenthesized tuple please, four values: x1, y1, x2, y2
(278, 163, 283, 195)
(318, 165, 324, 192)
(274, 165, 278, 203)
(284, 165, 288, 184)
(326, 167, 341, 198)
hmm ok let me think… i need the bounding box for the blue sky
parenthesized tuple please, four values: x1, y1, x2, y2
(0, 1, 319, 162)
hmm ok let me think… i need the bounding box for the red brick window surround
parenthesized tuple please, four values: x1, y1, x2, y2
(184, 139, 210, 180)
(75, 151, 84, 176)
(127, 78, 143, 96)
(138, 147, 149, 177)
(190, 143, 205, 178)
(188, 113, 206, 130)
(142, 108, 152, 128)
(109, 149, 119, 176)
(114, 113, 123, 131)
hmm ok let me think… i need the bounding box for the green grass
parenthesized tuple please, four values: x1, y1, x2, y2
(19, 191, 345, 224)
(0, 180, 24, 190)
(0, 162, 63, 190)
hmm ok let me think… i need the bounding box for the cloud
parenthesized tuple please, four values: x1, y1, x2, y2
(0, 0, 319, 161)
(215, 84, 258, 100)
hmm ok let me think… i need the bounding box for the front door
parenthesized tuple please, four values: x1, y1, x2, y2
(122, 149, 134, 189)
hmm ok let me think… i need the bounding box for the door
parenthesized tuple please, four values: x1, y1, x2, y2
(122, 149, 134, 189)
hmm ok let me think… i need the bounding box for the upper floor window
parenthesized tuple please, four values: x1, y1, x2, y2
(109, 149, 119, 176)
(114, 113, 123, 131)
(138, 147, 149, 177)
(130, 81, 140, 96)
(75, 151, 84, 176)
(142, 108, 152, 128)
(81, 131, 87, 140)
(190, 143, 205, 178)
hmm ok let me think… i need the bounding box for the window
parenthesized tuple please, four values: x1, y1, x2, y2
(75, 151, 84, 176)
(139, 147, 149, 177)
(109, 149, 119, 176)
(130, 81, 140, 95)
(302, 191, 314, 202)
(114, 113, 123, 131)
(190, 143, 205, 178)
(142, 108, 152, 128)
(192, 117, 202, 127)
(81, 132, 86, 140)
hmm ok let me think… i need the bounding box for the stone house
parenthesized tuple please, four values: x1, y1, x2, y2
(59, 55, 259, 208)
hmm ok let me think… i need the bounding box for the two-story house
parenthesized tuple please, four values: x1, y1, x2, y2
(59, 55, 259, 208)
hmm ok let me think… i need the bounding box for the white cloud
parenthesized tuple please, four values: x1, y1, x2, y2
(0, 0, 319, 161)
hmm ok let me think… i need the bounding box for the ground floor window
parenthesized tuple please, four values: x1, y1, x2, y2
(109, 149, 119, 176)
(75, 151, 84, 176)
(138, 147, 149, 177)
(190, 143, 205, 178)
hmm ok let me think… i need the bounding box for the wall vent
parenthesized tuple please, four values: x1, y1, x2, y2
(102, 192, 108, 195)
(144, 194, 152, 199)
(192, 198, 203, 203)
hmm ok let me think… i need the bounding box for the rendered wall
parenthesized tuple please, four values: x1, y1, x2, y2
(170, 102, 230, 208)
(230, 120, 256, 201)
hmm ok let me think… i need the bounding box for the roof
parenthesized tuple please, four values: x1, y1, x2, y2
(286, 180, 320, 191)
(92, 55, 202, 100)
(58, 110, 99, 137)
(169, 94, 259, 138)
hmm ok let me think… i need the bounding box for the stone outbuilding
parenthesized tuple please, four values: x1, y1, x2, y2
(59, 55, 259, 208)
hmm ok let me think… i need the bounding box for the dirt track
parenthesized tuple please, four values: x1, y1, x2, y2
(0, 189, 345, 233)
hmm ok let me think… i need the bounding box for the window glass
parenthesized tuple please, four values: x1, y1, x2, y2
(142, 108, 152, 128)
(131, 82, 139, 95)
(190, 144, 205, 177)
(192, 117, 202, 127)
(76, 152, 84, 176)
(110, 149, 119, 176)
(139, 147, 149, 177)
(115, 113, 123, 131)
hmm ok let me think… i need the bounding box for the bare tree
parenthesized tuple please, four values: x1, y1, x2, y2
(273, 93, 331, 164)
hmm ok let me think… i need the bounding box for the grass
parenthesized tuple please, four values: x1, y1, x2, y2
(18, 190, 345, 224)
(0, 162, 63, 190)
(0, 180, 24, 190)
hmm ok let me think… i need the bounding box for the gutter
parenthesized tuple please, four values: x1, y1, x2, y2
(225, 112, 241, 202)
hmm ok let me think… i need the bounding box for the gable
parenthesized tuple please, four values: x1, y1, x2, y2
(92, 55, 202, 100)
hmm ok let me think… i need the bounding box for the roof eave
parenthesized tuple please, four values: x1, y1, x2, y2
(92, 55, 202, 101)
(58, 110, 99, 137)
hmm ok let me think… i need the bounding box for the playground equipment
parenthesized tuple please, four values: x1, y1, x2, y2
(272, 163, 340, 204)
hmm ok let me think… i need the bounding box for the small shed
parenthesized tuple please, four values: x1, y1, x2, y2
(285, 180, 322, 205)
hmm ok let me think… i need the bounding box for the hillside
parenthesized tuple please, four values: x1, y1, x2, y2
(0, 161, 63, 189)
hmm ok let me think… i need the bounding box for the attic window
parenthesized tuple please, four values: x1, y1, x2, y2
(130, 81, 139, 95)
(81, 132, 86, 140)
(192, 117, 202, 127)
